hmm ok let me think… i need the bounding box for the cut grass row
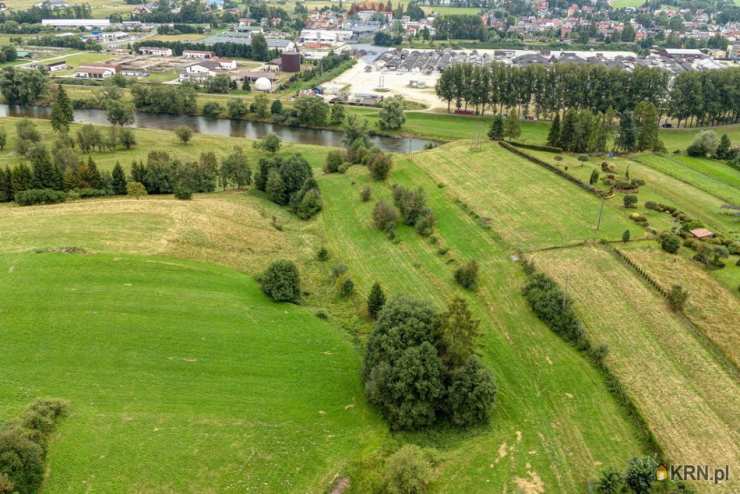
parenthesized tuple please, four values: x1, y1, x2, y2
(619, 241, 740, 369)
(411, 141, 636, 250)
(531, 245, 740, 493)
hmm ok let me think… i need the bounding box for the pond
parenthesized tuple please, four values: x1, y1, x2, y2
(0, 104, 435, 153)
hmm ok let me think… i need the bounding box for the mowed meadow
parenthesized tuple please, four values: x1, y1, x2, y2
(531, 245, 740, 493)
(0, 118, 649, 492)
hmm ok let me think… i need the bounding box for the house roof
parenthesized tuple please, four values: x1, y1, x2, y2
(690, 228, 714, 238)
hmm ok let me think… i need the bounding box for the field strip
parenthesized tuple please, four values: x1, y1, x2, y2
(533, 244, 740, 491)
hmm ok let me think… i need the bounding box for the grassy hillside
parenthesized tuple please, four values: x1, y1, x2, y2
(0, 252, 386, 493)
(532, 245, 740, 492)
(410, 141, 636, 250)
(524, 148, 740, 240)
(299, 153, 646, 491)
(0, 116, 649, 491)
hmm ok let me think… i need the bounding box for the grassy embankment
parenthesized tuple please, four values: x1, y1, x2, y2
(0, 117, 648, 492)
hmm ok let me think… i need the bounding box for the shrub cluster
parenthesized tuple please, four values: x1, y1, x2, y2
(255, 154, 322, 220)
(392, 185, 435, 236)
(522, 272, 587, 348)
(454, 260, 479, 290)
(0, 399, 68, 494)
(14, 188, 66, 206)
(363, 297, 496, 431)
(593, 455, 694, 493)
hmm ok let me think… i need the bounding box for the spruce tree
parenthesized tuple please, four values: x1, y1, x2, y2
(111, 162, 127, 195)
(29, 144, 61, 190)
(50, 85, 74, 133)
(367, 282, 386, 319)
(504, 109, 521, 141)
(716, 134, 731, 159)
(547, 113, 561, 147)
(487, 114, 504, 141)
(559, 109, 577, 151)
(0, 167, 11, 202)
(82, 157, 102, 189)
(12, 163, 33, 193)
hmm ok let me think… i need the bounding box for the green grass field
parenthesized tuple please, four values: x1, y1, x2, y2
(410, 141, 636, 250)
(2, 114, 738, 491)
(0, 117, 649, 492)
(10, 0, 135, 17)
(0, 252, 386, 492)
(609, 0, 645, 7)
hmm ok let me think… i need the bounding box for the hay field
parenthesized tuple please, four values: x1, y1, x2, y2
(532, 244, 740, 492)
(620, 242, 740, 369)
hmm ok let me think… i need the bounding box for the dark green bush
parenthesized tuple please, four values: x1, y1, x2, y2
(381, 445, 435, 494)
(623, 194, 638, 208)
(339, 278, 354, 298)
(523, 273, 587, 348)
(360, 186, 371, 202)
(323, 151, 344, 174)
(260, 260, 301, 303)
(454, 260, 479, 290)
(0, 429, 44, 494)
(660, 234, 681, 254)
(14, 189, 66, 206)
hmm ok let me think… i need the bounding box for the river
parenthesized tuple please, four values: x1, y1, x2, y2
(0, 104, 434, 153)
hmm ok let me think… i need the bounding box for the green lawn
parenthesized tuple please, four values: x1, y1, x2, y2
(10, 0, 135, 17)
(632, 153, 740, 204)
(659, 124, 740, 152)
(610, 0, 645, 7)
(0, 252, 386, 493)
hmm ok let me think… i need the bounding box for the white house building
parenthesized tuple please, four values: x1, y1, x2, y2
(75, 64, 117, 79)
(138, 46, 173, 56)
(299, 29, 353, 44)
(183, 50, 216, 59)
(179, 59, 236, 81)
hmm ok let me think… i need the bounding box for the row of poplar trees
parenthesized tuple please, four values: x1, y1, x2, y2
(436, 62, 740, 127)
